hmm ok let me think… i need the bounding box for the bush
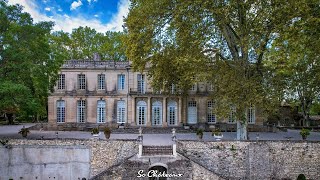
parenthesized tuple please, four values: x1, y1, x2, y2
(297, 174, 306, 180)
(91, 127, 99, 135)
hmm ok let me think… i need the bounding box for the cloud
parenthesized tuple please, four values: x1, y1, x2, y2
(94, 14, 99, 17)
(58, 8, 62, 12)
(7, 0, 130, 33)
(70, 0, 82, 10)
(45, 7, 51, 11)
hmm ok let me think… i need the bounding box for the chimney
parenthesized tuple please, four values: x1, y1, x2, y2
(93, 52, 101, 61)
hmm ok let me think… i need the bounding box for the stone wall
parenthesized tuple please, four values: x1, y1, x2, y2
(177, 140, 320, 180)
(0, 139, 138, 179)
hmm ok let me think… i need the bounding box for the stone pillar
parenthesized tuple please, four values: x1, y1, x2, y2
(147, 97, 151, 126)
(138, 127, 143, 158)
(179, 97, 182, 125)
(132, 97, 136, 125)
(163, 97, 167, 127)
(172, 128, 177, 157)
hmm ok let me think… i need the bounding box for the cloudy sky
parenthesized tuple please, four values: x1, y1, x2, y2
(7, 0, 130, 33)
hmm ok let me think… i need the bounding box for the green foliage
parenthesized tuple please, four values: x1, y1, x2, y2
(196, 129, 204, 136)
(124, 0, 307, 139)
(103, 127, 111, 139)
(50, 27, 127, 61)
(300, 128, 310, 138)
(0, 1, 60, 123)
(212, 128, 222, 136)
(91, 127, 100, 135)
(18, 126, 30, 137)
(310, 102, 320, 115)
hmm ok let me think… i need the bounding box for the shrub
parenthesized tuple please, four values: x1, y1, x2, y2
(91, 127, 99, 135)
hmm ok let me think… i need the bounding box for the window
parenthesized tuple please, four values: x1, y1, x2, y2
(229, 106, 236, 123)
(77, 100, 86, 123)
(57, 74, 65, 90)
(187, 101, 197, 124)
(208, 83, 213, 91)
(78, 74, 86, 90)
(118, 74, 125, 90)
(190, 84, 196, 91)
(97, 100, 106, 123)
(247, 105, 255, 124)
(167, 100, 177, 126)
(56, 100, 65, 122)
(169, 83, 175, 94)
(98, 74, 105, 90)
(152, 101, 162, 126)
(137, 74, 145, 94)
(117, 100, 126, 123)
(136, 101, 147, 125)
(207, 101, 216, 123)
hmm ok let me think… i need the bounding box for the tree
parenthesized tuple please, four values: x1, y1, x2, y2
(124, 0, 306, 139)
(0, 0, 59, 124)
(265, 1, 320, 126)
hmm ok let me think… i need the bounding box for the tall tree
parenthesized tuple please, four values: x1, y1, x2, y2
(0, 0, 59, 124)
(124, 0, 306, 139)
(265, 1, 320, 126)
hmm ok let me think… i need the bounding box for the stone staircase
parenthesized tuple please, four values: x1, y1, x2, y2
(142, 145, 173, 156)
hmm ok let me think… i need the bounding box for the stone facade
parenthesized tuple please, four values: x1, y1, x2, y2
(48, 59, 265, 129)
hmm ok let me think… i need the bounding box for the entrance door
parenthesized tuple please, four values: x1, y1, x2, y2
(152, 101, 162, 126)
(187, 101, 197, 124)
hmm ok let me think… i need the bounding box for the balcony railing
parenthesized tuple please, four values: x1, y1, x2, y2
(62, 60, 130, 69)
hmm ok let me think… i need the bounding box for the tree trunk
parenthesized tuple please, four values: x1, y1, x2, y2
(236, 120, 248, 140)
(7, 113, 14, 125)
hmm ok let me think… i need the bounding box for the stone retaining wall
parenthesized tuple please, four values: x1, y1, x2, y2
(0, 139, 138, 179)
(177, 140, 320, 180)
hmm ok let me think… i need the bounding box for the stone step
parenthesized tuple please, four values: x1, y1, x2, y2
(142, 145, 173, 156)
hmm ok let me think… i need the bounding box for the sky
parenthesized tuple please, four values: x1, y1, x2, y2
(7, 0, 130, 33)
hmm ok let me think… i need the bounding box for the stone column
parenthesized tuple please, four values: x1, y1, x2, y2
(179, 97, 182, 125)
(147, 97, 151, 126)
(132, 97, 136, 125)
(163, 97, 167, 127)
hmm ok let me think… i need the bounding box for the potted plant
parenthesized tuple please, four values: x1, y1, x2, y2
(104, 127, 111, 139)
(300, 128, 310, 140)
(212, 128, 223, 141)
(91, 127, 100, 137)
(196, 128, 204, 139)
(19, 126, 30, 138)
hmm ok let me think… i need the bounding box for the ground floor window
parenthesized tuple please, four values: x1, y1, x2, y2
(167, 100, 177, 126)
(207, 101, 216, 123)
(187, 101, 197, 124)
(57, 100, 65, 123)
(152, 101, 162, 126)
(97, 100, 106, 123)
(228, 106, 236, 123)
(247, 105, 255, 124)
(77, 100, 86, 123)
(117, 100, 126, 123)
(137, 101, 147, 125)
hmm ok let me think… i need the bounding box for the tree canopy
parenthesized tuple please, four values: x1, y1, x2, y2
(124, 0, 318, 139)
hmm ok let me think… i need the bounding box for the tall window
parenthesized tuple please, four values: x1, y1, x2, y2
(77, 100, 86, 123)
(137, 74, 145, 94)
(97, 100, 106, 123)
(117, 100, 126, 123)
(78, 74, 86, 90)
(98, 74, 105, 90)
(152, 101, 162, 126)
(137, 101, 147, 125)
(167, 101, 177, 126)
(118, 74, 125, 90)
(207, 101, 216, 123)
(229, 106, 236, 123)
(169, 83, 175, 94)
(190, 84, 196, 91)
(208, 83, 213, 91)
(57, 74, 65, 90)
(187, 101, 197, 124)
(56, 100, 65, 122)
(247, 105, 255, 124)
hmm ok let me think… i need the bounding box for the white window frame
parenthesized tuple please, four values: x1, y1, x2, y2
(97, 100, 106, 123)
(78, 74, 86, 90)
(117, 100, 126, 123)
(247, 105, 255, 124)
(167, 100, 177, 126)
(118, 74, 125, 90)
(137, 74, 145, 94)
(136, 101, 147, 125)
(57, 74, 65, 90)
(228, 106, 236, 124)
(152, 101, 162, 126)
(77, 100, 86, 123)
(56, 100, 65, 123)
(207, 101, 216, 123)
(98, 74, 105, 90)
